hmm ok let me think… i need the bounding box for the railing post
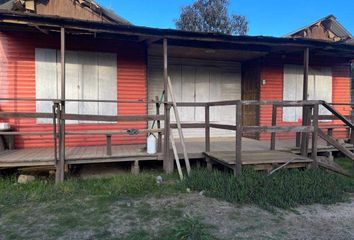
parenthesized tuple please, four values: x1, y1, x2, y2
(270, 104, 277, 150)
(235, 101, 242, 176)
(155, 96, 162, 152)
(205, 105, 210, 152)
(205, 104, 212, 170)
(350, 108, 354, 144)
(52, 102, 58, 164)
(311, 103, 319, 166)
(301, 105, 310, 157)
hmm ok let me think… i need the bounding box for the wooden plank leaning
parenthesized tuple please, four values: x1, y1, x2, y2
(167, 77, 191, 176)
(170, 131, 184, 181)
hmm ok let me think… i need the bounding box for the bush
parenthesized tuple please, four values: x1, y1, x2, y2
(184, 168, 351, 209)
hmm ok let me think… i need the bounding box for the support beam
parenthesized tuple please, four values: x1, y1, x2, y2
(303, 48, 310, 101)
(270, 105, 277, 150)
(163, 39, 173, 173)
(301, 48, 310, 157)
(311, 103, 319, 166)
(56, 27, 66, 183)
(235, 102, 242, 176)
(205, 105, 210, 152)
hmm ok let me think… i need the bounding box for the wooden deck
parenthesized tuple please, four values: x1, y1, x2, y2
(204, 150, 313, 171)
(0, 145, 159, 167)
(0, 137, 351, 168)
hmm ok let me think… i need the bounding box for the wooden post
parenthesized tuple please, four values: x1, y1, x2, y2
(235, 101, 242, 176)
(296, 133, 301, 148)
(205, 105, 210, 152)
(301, 105, 311, 156)
(163, 39, 173, 173)
(106, 134, 112, 156)
(155, 96, 162, 152)
(303, 48, 309, 102)
(311, 103, 319, 166)
(52, 103, 58, 164)
(270, 104, 277, 150)
(56, 27, 66, 183)
(350, 108, 354, 144)
(301, 48, 310, 157)
(327, 128, 333, 146)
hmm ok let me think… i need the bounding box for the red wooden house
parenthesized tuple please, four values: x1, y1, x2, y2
(0, 1, 353, 179)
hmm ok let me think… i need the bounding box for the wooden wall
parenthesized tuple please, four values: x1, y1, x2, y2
(0, 31, 147, 148)
(36, 0, 109, 22)
(258, 55, 351, 140)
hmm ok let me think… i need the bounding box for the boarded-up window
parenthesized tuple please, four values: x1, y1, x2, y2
(283, 64, 332, 122)
(35, 48, 117, 123)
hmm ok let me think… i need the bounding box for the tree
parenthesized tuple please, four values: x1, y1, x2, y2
(175, 0, 248, 35)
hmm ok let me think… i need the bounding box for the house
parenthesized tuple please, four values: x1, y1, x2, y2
(0, 1, 353, 178)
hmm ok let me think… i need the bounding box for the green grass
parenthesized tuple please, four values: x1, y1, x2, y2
(335, 157, 354, 193)
(1, 164, 353, 239)
(184, 167, 353, 210)
(0, 172, 182, 207)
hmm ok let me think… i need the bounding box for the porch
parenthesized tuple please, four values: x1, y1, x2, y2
(0, 136, 351, 171)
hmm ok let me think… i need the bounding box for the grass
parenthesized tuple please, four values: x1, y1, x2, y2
(0, 172, 182, 207)
(184, 166, 354, 210)
(0, 162, 353, 239)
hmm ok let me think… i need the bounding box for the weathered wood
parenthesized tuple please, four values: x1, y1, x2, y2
(270, 105, 277, 150)
(168, 77, 191, 176)
(322, 102, 354, 128)
(318, 129, 354, 161)
(106, 135, 112, 156)
(296, 132, 301, 148)
(205, 105, 210, 152)
(66, 129, 163, 135)
(170, 132, 183, 181)
(163, 39, 173, 173)
(311, 103, 319, 166)
(351, 109, 354, 144)
(235, 102, 242, 176)
(0, 112, 53, 119)
(317, 158, 352, 177)
(170, 102, 208, 107)
(242, 100, 319, 106)
(243, 126, 314, 133)
(300, 106, 311, 157)
(303, 48, 310, 101)
(204, 150, 312, 166)
(56, 27, 65, 184)
(0, 97, 161, 104)
(63, 113, 164, 122)
(170, 123, 205, 129)
(155, 96, 162, 152)
(210, 123, 236, 131)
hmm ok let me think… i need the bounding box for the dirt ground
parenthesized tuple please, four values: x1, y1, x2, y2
(1, 193, 353, 240)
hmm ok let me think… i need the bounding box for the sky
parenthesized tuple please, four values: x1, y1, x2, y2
(96, 0, 354, 37)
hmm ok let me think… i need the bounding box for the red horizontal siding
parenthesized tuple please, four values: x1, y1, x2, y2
(0, 32, 147, 148)
(259, 60, 351, 140)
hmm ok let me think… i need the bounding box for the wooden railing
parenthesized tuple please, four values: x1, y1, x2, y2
(169, 100, 322, 176)
(0, 98, 165, 183)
